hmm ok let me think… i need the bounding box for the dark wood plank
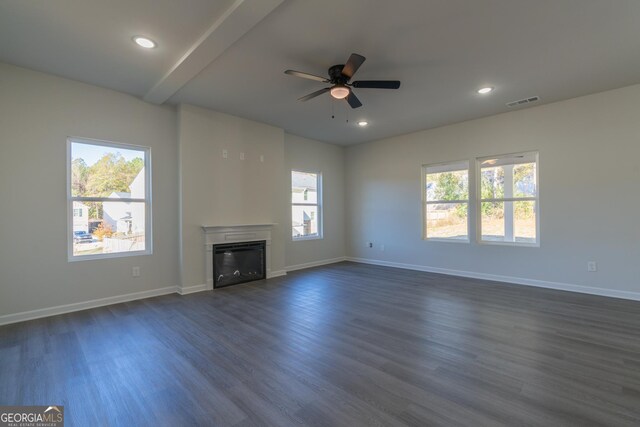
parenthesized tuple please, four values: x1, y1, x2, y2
(1, 261, 640, 426)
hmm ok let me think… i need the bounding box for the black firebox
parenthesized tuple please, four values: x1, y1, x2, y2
(213, 241, 266, 288)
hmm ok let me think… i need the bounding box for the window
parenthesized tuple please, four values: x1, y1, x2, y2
(423, 161, 469, 241)
(477, 151, 538, 245)
(68, 138, 151, 260)
(291, 170, 322, 240)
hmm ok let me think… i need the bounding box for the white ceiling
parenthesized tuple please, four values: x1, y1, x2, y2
(0, 0, 237, 96)
(1, 0, 640, 145)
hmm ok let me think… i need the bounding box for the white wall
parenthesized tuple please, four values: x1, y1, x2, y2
(0, 62, 347, 321)
(6, 56, 639, 322)
(0, 62, 180, 318)
(346, 84, 640, 297)
(284, 134, 346, 268)
(178, 104, 288, 288)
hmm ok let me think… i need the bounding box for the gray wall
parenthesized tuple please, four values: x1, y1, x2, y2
(178, 104, 288, 288)
(345, 84, 640, 297)
(284, 134, 346, 268)
(177, 106, 349, 286)
(3, 57, 640, 321)
(0, 62, 180, 317)
(0, 61, 348, 321)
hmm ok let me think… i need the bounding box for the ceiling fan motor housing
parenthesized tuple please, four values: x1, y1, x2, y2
(328, 64, 348, 84)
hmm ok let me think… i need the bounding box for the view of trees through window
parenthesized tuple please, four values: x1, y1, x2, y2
(425, 162, 469, 240)
(70, 141, 148, 257)
(480, 155, 537, 243)
(424, 153, 538, 245)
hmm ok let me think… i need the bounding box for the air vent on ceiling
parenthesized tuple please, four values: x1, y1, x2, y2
(506, 96, 540, 108)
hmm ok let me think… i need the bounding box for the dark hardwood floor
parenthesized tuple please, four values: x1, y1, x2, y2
(2, 261, 640, 426)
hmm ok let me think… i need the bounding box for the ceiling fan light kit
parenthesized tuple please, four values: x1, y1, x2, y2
(284, 53, 401, 109)
(330, 85, 350, 99)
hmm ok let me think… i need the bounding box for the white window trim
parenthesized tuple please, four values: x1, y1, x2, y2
(422, 160, 470, 243)
(291, 170, 323, 241)
(67, 137, 153, 261)
(475, 151, 540, 247)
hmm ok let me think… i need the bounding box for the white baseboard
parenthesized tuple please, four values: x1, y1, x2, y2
(0, 286, 179, 326)
(177, 284, 208, 295)
(346, 257, 640, 302)
(9, 256, 632, 327)
(268, 270, 287, 279)
(286, 257, 347, 272)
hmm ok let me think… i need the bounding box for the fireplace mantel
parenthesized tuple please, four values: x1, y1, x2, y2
(202, 223, 277, 289)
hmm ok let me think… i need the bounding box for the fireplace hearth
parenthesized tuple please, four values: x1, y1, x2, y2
(213, 240, 266, 288)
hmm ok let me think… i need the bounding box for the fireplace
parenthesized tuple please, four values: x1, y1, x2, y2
(202, 223, 279, 291)
(213, 240, 266, 288)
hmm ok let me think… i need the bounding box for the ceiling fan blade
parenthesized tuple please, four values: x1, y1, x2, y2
(352, 80, 401, 89)
(285, 69, 329, 83)
(346, 90, 362, 109)
(298, 87, 331, 102)
(341, 53, 366, 79)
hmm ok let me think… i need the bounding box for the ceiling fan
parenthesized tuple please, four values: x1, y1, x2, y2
(284, 53, 400, 109)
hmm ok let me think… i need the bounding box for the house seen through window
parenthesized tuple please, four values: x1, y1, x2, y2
(68, 138, 151, 259)
(291, 170, 322, 240)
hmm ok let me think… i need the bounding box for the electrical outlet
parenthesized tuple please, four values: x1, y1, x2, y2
(260, 155, 264, 162)
(587, 261, 597, 272)
(368, 242, 373, 248)
(222, 149, 228, 159)
(132, 266, 140, 277)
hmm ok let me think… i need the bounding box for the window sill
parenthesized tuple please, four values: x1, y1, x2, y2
(68, 249, 152, 262)
(423, 237, 470, 244)
(477, 240, 539, 248)
(293, 235, 323, 242)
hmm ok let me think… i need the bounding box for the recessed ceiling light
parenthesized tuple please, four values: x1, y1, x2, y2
(133, 36, 156, 49)
(477, 86, 494, 94)
(357, 121, 368, 127)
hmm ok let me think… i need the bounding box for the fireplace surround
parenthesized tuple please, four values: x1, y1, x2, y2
(202, 224, 277, 290)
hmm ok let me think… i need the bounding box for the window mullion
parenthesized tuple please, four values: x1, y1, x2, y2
(504, 164, 515, 242)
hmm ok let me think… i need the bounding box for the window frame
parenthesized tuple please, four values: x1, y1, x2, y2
(291, 170, 323, 241)
(475, 151, 540, 247)
(67, 137, 152, 261)
(422, 160, 471, 243)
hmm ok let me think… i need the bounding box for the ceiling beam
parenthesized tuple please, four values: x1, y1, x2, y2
(144, 0, 284, 104)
